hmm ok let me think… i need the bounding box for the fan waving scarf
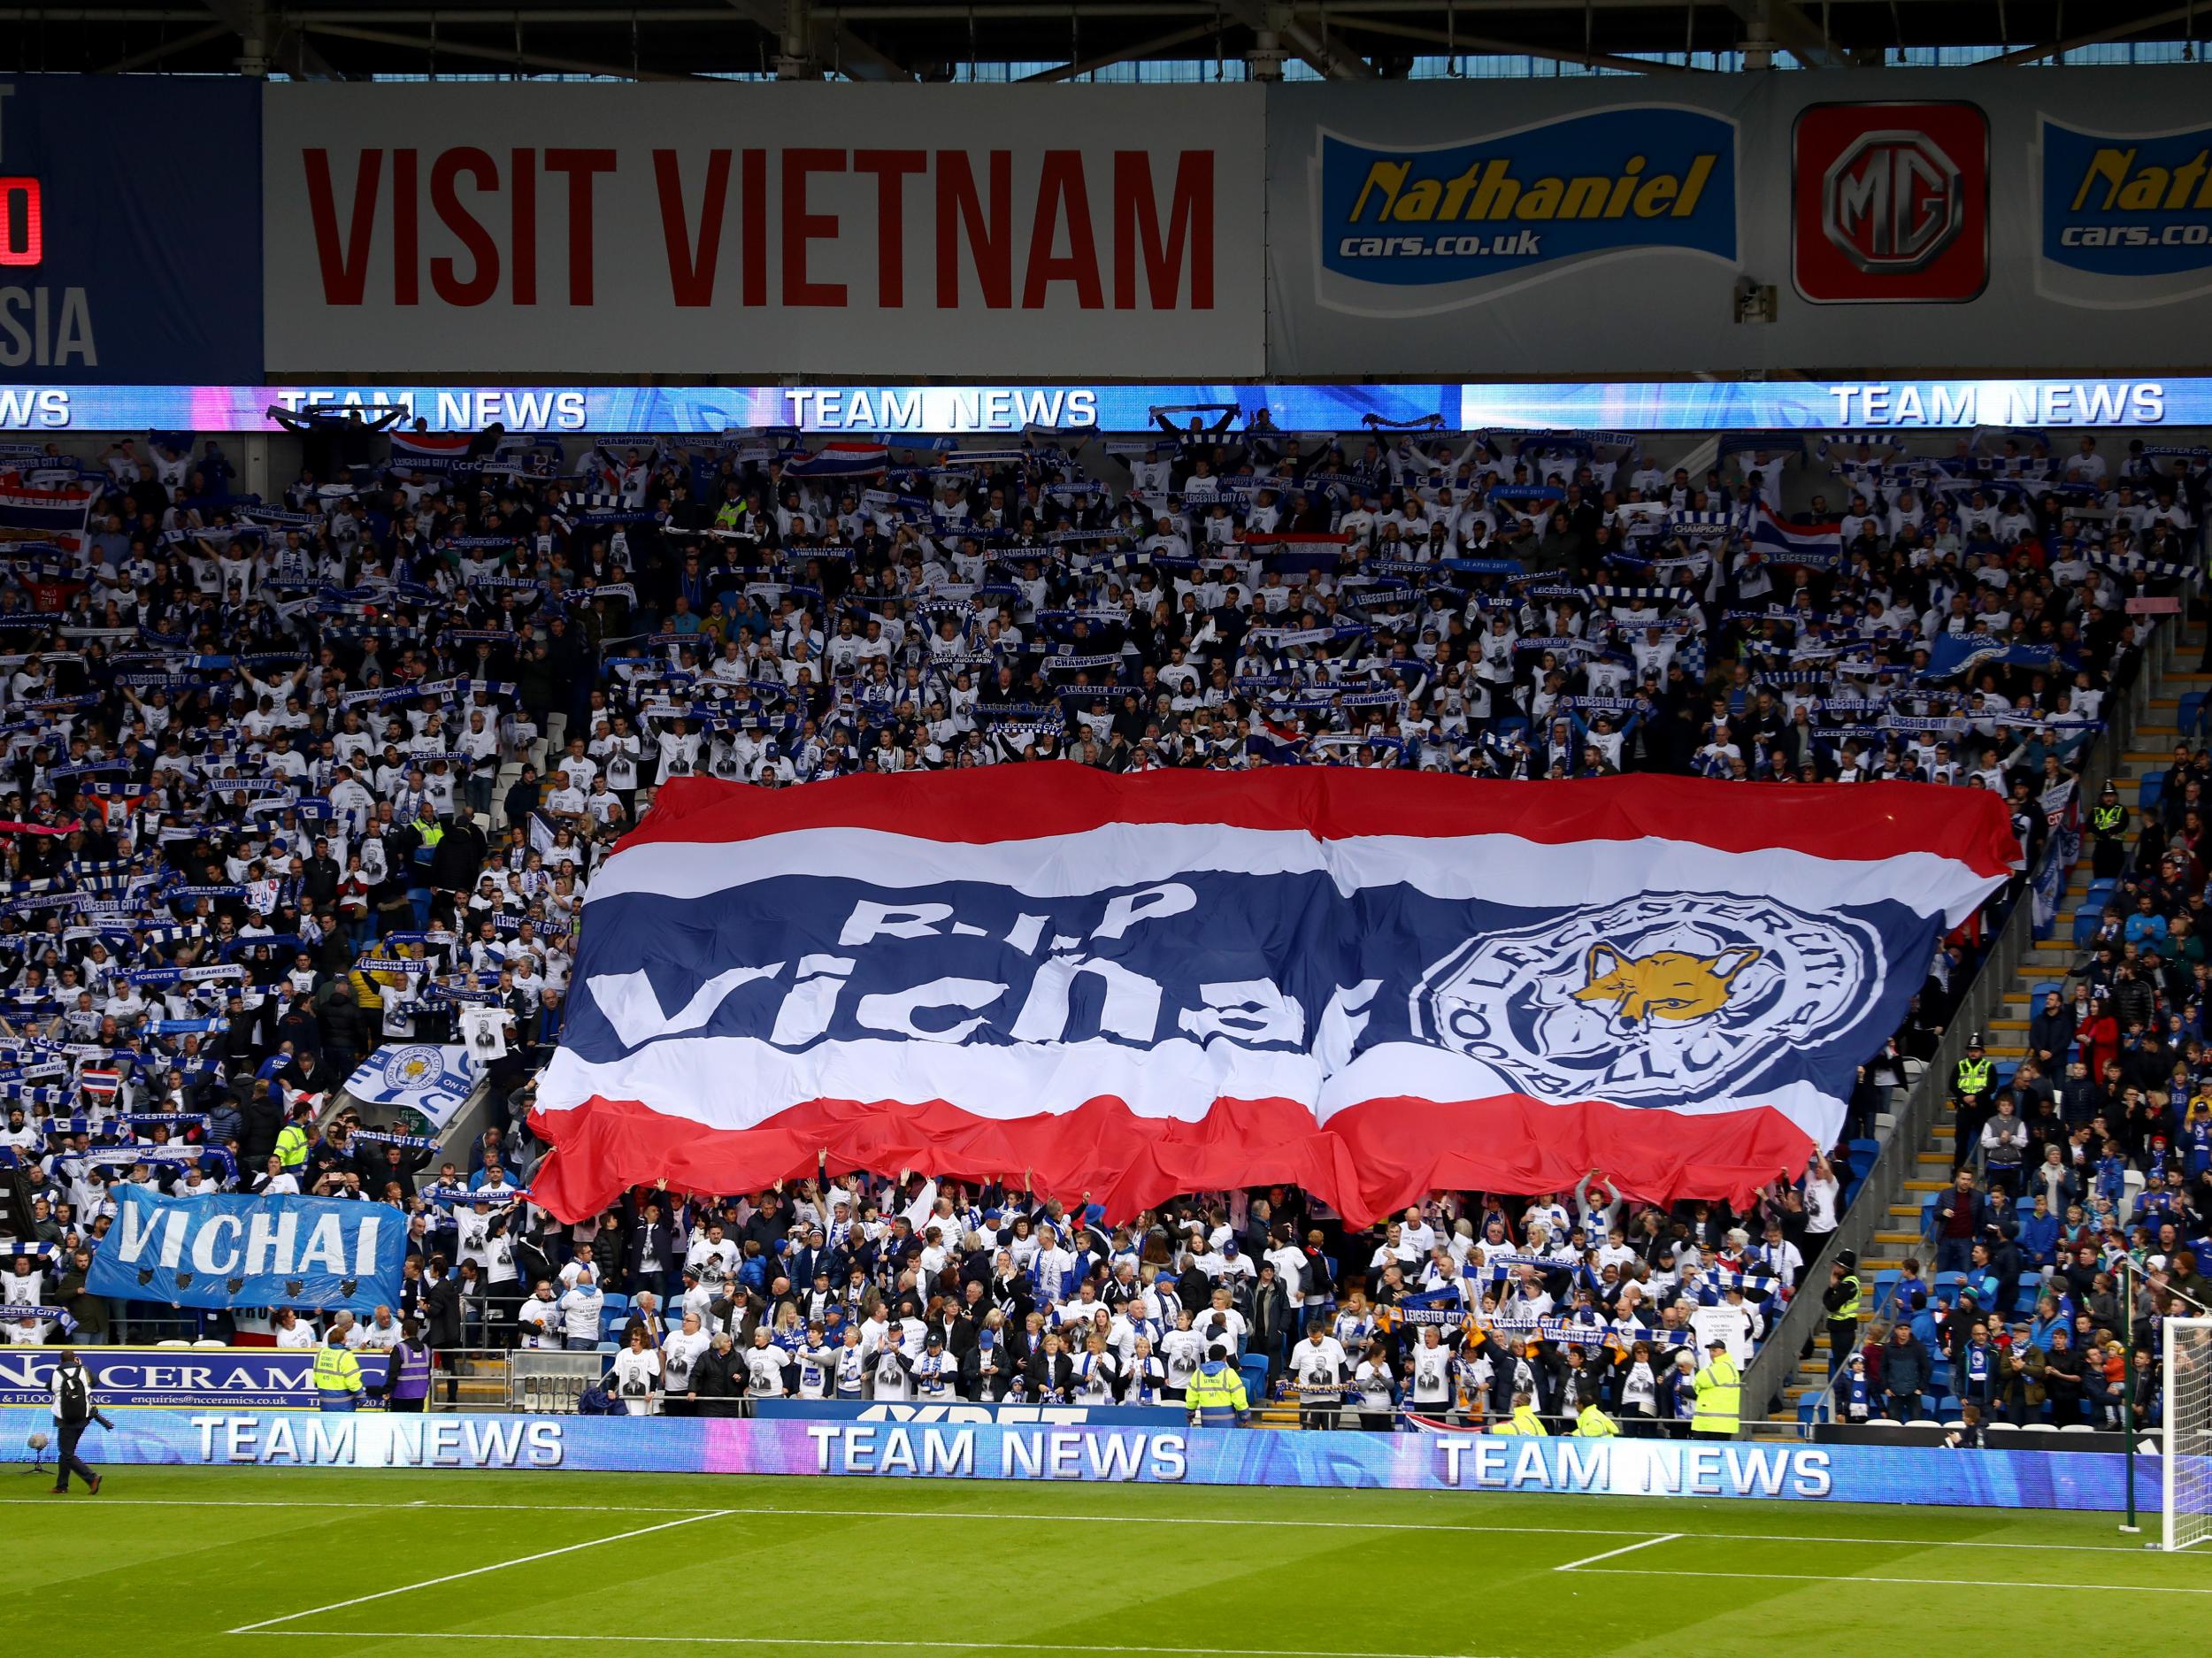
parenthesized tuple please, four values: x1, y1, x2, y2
(529, 766, 2016, 1226)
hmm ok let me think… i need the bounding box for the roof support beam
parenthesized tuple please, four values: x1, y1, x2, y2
(298, 20, 702, 80)
(98, 17, 231, 71)
(1720, 0, 1869, 66)
(1986, 2, 2199, 64)
(1334, 12, 1694, 72)
(1229, 2, 1376, 79)
(724, 0, 912, 80)
(1018, 18, 1228, 81)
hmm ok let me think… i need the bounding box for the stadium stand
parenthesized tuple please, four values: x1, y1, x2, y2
(0, 415, 2207, 1435)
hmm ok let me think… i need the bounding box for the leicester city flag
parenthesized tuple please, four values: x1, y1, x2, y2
(527, 766, 2017, 1227)
(344, 1043, 477, 1132)
(87, 1186, 404, 1313)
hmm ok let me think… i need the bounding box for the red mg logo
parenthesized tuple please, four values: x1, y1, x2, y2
(1823, 132, 1962, 272)
(1794, 103, 1988, 303)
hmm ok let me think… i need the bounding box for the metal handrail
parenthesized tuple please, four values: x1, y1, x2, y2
(1741, 615, 2182, 1433)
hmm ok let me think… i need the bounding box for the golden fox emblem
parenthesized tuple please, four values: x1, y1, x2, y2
(1571, 942, 1761, 1036)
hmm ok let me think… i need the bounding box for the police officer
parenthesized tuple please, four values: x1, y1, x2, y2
(2089, 783, 2130, 880)
(1691, 1338, 1741, 1438)
(1185, 1343, 1248, 1427)
(1822, 1250, 1863, 1375)
(312, 1326, 365, 1411)
(1953, 1035, 1994, 1174)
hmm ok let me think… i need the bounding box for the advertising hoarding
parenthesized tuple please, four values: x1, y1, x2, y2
(0, 1406, 2162, 1510)
(0, 75, 262, 382)
(261, 84, 1265, 379)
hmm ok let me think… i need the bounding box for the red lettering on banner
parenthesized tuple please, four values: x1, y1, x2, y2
(544, 148, 616, 303)
(1114, 150, 1212, 311)
(782, 148, 847, 306)
(302, 149, 382, 305)
(936, 150, 1010, 310)
(392, 149, 420, 305)
(853, 149, 926, 308)
(511, 148, 538, 304)
(741, 148, 767, 308)
(429, 147, 501, 306)
(1024, 150, 1102, 310)
(292, 141, 1220, 317)
(655, 148, 732, 307)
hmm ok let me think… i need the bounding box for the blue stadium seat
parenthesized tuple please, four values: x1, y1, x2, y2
(1993, 1060, 2018, 1090)
(2073, 910, 2103, 948)
(1871, 1270, 1902, 1313)
(1847, 1137, 1879, 1171)
(2026, 980, 2061, 1007)
(2141, 771, 2166, 811)
(2013, 1270, 2044, 1315)
(2181, 691, 2208, 737)
(1238, 1355, 1270, 1408)
(1932, 1270, 1966, 1307)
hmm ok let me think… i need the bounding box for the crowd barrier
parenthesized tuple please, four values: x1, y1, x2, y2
(0, 1407, 2170, 1510)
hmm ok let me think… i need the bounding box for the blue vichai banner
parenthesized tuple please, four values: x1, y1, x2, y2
(0, 1345, 388, 1409)
(85, 1186, 405, 1314)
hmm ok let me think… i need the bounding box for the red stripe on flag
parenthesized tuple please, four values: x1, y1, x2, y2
(526, 1091, 1814, 1228)
(618, 764, 2020, 877)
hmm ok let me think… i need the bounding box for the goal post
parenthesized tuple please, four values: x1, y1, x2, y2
(2165, 1316, 2212, 1554)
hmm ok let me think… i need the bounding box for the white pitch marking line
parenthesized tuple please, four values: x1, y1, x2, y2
(228, 1637, 1504, 1658)
(1578, 1566, 2212, 1596)
(4, 1496, 2160, 1554)
(225, 1509, 732, 1634)
(1555, 1532, 1680, 1572)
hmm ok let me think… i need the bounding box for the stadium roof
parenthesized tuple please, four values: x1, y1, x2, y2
(5, 0, 2205, 82)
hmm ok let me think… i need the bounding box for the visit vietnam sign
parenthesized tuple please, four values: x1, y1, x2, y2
(261, 82, 1263, 380)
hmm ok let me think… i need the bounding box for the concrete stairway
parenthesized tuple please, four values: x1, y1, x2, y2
(1769, 631, 2205, 1423)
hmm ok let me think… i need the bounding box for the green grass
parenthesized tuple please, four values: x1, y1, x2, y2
(3, 1468, 2208, 1655)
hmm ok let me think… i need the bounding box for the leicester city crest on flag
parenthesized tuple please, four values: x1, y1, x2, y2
(1409, 893, 1880, 1107)
(344, 1043, 476, 1132)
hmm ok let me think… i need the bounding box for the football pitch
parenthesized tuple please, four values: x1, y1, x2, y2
(2, 1468, 2207, 1655)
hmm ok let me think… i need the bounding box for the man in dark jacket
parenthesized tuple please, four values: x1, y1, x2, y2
(502, 764, 543, 833)
(1882, 1324, 1931, 1421)
(421, 1257, 464, 1355)
(429, 812, 488, 897)
(237, 1080, 284, 1168)
(689, 1332, 741, 1415)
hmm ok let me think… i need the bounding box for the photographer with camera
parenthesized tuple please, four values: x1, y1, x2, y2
(48, 1349, 112, 1494)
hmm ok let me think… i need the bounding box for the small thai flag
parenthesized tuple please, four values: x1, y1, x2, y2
(785, 442, 890, 480)
(1748, 504, 1844, 567)
(389, 433, 480, 472)
(79, 1068, 121, 1098)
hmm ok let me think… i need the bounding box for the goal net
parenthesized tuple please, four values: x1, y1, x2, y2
(2166, 1316, 2212, 1553)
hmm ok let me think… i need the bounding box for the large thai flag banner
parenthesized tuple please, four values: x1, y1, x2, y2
(529, 767, 2016, 1225)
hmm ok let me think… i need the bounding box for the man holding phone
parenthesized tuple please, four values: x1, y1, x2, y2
(48, 1349, 111, 1495)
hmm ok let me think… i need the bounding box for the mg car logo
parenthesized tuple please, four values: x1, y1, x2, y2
(1793, 103, 1987, 303)
(1823, 131, 1962, 272)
